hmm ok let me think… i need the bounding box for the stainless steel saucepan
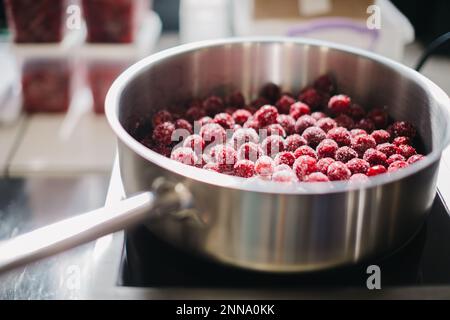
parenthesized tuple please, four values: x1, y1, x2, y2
(1, 38, 449, 274)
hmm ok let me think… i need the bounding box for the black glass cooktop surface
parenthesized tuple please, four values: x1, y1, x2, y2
(120, 196, 450, 288)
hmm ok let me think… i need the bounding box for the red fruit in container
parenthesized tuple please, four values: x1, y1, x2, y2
(175, 119, 193, 134)
(313, 74, 336, 94)
(335, 146, 358, 163)
(266, 123, 287, 137)
(316, 157, 335, 175)
(170, 147, 198, 166)
(298, 88, 323, 110)
(397, 144, 417, 158)
(274, 151, 296, 167)
(334, 114, 354, 129)
(231, 128, 259, 149)
(367, 108, 389, 128)
(346, 158, 370, 174)
(272, 170, 298, 183)
(294, 115, 316, 134)
(345, 104, 366, 120)
(388, 161, 408, 172)
(305, 172, 330, 182)
(214, 145, 237, 172)
(367, 165, 387, 176)
(316, 117, 337, 133)
(152, 122, 176, 145)
(289, 101, 311, 120)
(152, 110, 172, 126)
(328, 94, 351, 114)
(327, 127, 352, 146)
(254, 105, 279, 126)
(203, 96, 224, 116)
(259, 83, 281, 103)
(183, 134, 205, 154)
(371, 130, 391, 144)
(355, 118, 375, 133)
(255, 156, 275, 177)
(276, 95, 296, 114)
(388, 121, 416, 138)
(350, 173, 369, 182)
(311, 111, 327, 121)
(293, 155, 317, 181)
(203, 162, 221, 172)
(275, 115, 295, 135)
(351, 134, 377, 157)
(363, 148, 387, 166)
(213, 112, 235, 129)
(376, 143, 399, 157)
(285, 134, 307, 152)
(392, 136, 411, 146)
(232, 109, 252, 125)
(234, 160, 255, 178)
(237, 142, 263, 162)
(386, 154, 406, 165)
(408, 154, 425, 164)
(327, 161, 351, 181)
(294, 145, 317, 159)
(243, 118, 261, 130)
(316, 139, 338, 159)
(226, 91, 246, 108)
(350, 128, 367, 138)
(261, 135, 285, 157)
(186, 106, 206, 122)
(302, 127, 326, 147)
(199, 123, 227, 145)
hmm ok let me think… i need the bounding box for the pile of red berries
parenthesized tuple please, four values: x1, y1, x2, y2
(143, 75, 425, 184)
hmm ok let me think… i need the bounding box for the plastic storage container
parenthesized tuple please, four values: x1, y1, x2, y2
(4, 0, 66, 43)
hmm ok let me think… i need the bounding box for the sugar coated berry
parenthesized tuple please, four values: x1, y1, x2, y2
(203, 162, 220, 172)
(327, 161, 351, 181)
(302, 126, 326, 147)
(272, 169, 298, 183)
(345, 104, 366, 120)
(350, 128, 367, 138)
(327, 127, 351, 146)
(199, 123, 227, 145)
(335, 146, 358, 163)
(293, 155, 317, 181)
(386, 154, 405, 165)
(407, 154, 425, 164)
(351, 134, 377, 157)
(183, 134, 205, 154)
(232, 109, 252, 125)
(231, 128, 259, 149)
(367, 165, 387, 176)
(313, 74, 336, 94)
(276, 94, 296, 114)
(170, 147, 198, 166)
(243, 118, 261, 130)
(152, 110, 172, 126)
(316, 157, 335, 174)
(213, 112, 235, 129)
(388, 161, 408, 172)
(397, 144, 416, 158)
(363, 148, 387, 166)
(254, 105, 279, 126)
(388, 121, 416, 138)
(294, 145, 317, 159)
(393, 136, 411, 146)
(285, 134, 307, 152)
(350, 173, 369, 182)
(316, 139, 338, 159)
(334, 114, 354, 129)
(276, 114, 296, 135)
(197, 116, 213, 126)
(261, 135, 285, 157)
(298, 88, 323, 110)
(234, 160, 255, 178)
(238, 142, 263, 162)
(295, 115, 316, 134)
(259, 83, 281, 103)
(355, 118, 375, 133)
(328, 94, 351, 114)
(305, 172, 330, 182)
(316, 117, 337, 133)
(367, 108, 388, 128)
(274, 151, 295, 167)
(226, 91, 245, 108)
(289, 101, 311, 120)
(266, 123, 287, 137)
(311, 111, 327, 121)
(214, 144, 237, 172)
(152, 121, 176, 145)
(255, 156, 275, 177)
(203, 95, 224, 116)
(376, 143, 399, 157)
(175, 119, 193, 134)
(346, 158, 370, 174)
(371, 130, 390, 144)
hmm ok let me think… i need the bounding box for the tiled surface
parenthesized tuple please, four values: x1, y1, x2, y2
(0, 117, 24, 173)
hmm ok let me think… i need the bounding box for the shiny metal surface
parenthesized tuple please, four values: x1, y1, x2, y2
(106, 38, 450, 272)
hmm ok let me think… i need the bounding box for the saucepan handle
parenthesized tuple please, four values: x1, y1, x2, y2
(0, 192, 155, 274)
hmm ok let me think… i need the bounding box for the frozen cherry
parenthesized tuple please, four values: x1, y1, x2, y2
(274, 151, 296, 167)
(298, 88, 323, 110)
(363, 148, 387, 166)
(397, 144, 417, 158)
(272, 170, 298, 183)
(276, 114, 296, 135)
(407, 154, 425, 164)
(346, 158, 370, 174)
(214, 144, 237, 172)
(305, 172, 330, 182)
(289, 101, 311, 120)
(186, 106, 206, 122)
(316, 139, 338, 159)
(197, 116, 213, 126)
(276, 94, 295, 114)
(182, 134, 205, 154)
(254, 105, 279, 126)
(226, 91, 245, 108)
(313, 74, 335, 94)
(203, 162, 221, 172)
(237, 142, 263, 162)
(388, 161, 408, 172)
(355, 118, 375, 133)
(350, 128, 367, 138)
(150, 143, 171, 157)
(285, 134, 307, 152)
(203, 95, 224, 116)
(255, 156, 275, 177)
(234, 160, 255, 178)
(350, 173, 369, 182)
(335, 146, 358, 163)
(371, 130, 390, 144)
(152, 110, 172, 126)
(266, 123, 287, 137)
(294, 115, 316, 134)
(327, 161, 351, 181)
(231, 128, 259, 149)
(213, 112, 235, 129)
(259, 83, 281, 103)
(367, 165, 387, 176)
(302, 126, 326, 147)
(294, 145, 317, 159)
(311, 111, 327, 121)
(393, 136, 411, 146)
(334, 114, 354, 129)
(351, 134, 377, 157)
(243, 118, 261, 130)
(317, 117, 337, 133)
(293, 155, 317, 181)
(316, 157, 335, 174)
(170, 147, 198, 166)
(251, 97, 270, 109)
(327, 127, 351, 146)
(345, 104, 366, 120)
(367, 108, 388, 128)
(376, 143, 399, 157)
(328, 94, 351, 114)
(388, 121, 416, 138)
(386, 154, 406, 165)
(152, 121, 176, 145)
(232, 109, 252, 125)
(261, 135, 285, 157)
(175, 119, 193, 134)
(199, 123, 227, 145)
